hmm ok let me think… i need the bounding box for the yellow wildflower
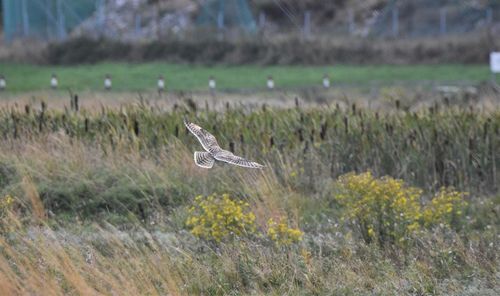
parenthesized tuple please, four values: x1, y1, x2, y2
(267, 217, 303, 246)
(335, 172, 466, 245)
(186, 193, 256, 242)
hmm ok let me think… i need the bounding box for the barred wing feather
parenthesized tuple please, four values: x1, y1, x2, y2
(214, 150, 265, 169)
(184, 119, 221, 153)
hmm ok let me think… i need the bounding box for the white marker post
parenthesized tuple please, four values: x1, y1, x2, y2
(51, 74, 58, 89)
(490, 52, 500, 85)
(209, 76, 216, 89)
(158, 75, 165, 93)
(209, 76, 216, 96)
(104, 74, 112, 90)
(0, 75, 6, 91)
(267, 75, 274, 90)
(322, 74, 330, 89)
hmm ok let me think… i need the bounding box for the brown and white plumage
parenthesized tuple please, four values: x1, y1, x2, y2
(194, 151, 215, 169)
(184, 119, 264, 169)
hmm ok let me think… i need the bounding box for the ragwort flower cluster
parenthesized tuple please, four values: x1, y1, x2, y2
(186, 193, 256, 242)
(267, 217, 303, 246)
(423, 187, 468, 228)
(186, 194, 304, 246)
(335, 172, 467, 245)
(0, 195, 14, 217)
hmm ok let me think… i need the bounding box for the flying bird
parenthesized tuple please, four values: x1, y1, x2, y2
(184, 119, 265, 169)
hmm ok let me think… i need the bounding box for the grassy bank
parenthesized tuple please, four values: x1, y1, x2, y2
(0, 63, 490, 93)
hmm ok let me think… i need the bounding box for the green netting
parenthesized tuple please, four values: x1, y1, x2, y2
(2, 0, 96, 42)
(197, 0, 256, 32)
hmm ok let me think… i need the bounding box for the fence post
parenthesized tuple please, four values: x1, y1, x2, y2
(217, 11, 225, 29)
(392, 6, 399, 37)
(486, 8, 493, 25)
(135, 14, 141, 37)
(259, 12, 266, 29)
(440, 8, 447, 35)
(151, 8, 160, 38)
(303, 11, 311, 39)
(56, 0, 67, 40)
(97, 0, 106, 36)
(21, 0, 30, 37)
(348, 9, 356, 35)
(217, 10, 224, 39)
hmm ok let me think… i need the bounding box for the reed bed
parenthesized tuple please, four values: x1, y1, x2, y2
(0, 98, 498, 295)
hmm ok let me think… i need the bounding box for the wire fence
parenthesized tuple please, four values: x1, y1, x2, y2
(261, 3, 499, 39)
(2, 0, 96, 42)
(1, 0, 500, 43)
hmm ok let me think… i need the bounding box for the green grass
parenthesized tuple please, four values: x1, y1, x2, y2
(0, 63, 490, 92)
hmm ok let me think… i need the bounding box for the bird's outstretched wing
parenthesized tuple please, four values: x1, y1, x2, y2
(184, 119, 222, 153)
(214, 150, 265, 169)
(194, 151, 215, 169)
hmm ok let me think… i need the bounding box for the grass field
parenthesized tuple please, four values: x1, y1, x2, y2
(0, 92, 498, 294)
(0, 63, 491, 92)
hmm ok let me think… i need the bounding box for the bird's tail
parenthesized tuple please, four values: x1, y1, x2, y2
(194, 151, 215, 169)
